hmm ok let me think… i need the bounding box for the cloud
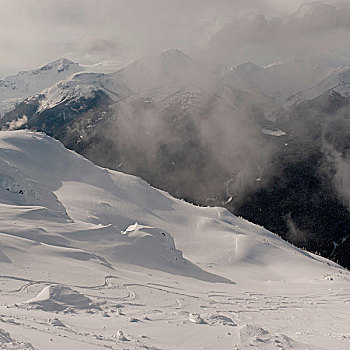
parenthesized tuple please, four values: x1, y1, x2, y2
(0, 0, 342, 77)
(6, 115, 28, 131)
(199, 1, 350, 66)
(322, 137, 350, 211)
(0, 0, 348, 77)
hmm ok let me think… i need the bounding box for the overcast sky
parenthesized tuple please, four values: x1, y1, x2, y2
(0, 0, 348, 77)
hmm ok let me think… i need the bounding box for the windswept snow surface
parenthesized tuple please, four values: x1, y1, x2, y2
(0, 130, 349, 349)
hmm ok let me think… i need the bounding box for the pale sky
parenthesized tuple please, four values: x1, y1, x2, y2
(0, 0, 348, 77)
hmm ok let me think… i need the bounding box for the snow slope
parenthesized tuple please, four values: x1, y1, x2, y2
(287, 65, 350, 105)
(0, 130, 349, 349)
(0, 59, 84, 117)
(35, 71, 130, 113)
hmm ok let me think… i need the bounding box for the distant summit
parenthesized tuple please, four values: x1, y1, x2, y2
(235, 62, 263, 73)
(39, 58, 79, 73)
(0, 58, 84, 117)
(160, 49, 192, 64)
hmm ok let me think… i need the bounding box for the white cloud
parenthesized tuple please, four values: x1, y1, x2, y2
(6, 115, 28, 131)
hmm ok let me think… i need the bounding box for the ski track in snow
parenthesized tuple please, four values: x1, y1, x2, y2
(1, 271, 350, 349)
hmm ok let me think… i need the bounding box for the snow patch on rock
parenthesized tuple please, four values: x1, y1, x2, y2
(261, 128, 287, 137)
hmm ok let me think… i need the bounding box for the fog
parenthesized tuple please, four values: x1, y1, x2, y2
(64, 49, 277, 205)
(323, 140, 350, 211)
(1, 0, 349, 77)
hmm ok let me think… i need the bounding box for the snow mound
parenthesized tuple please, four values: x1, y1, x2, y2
(0, 328, 35, 349)
(114, 330, 128, 341)
(239, 325, 319, 349)
(118, 224, 186, 266)
(205, 314, 237, 327)
(189, 313, 206, 324)
(189, 313, 237, 326)
(48, 317, 66, 327)
(22, 285, 99, 312)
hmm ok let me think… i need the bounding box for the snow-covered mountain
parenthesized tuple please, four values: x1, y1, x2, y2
(0, 58, 84, 117)
(2, 52, 350, 271)
(226, 58, 330, 102)
(0, 69, 131, 135)
(0, 130, 349, 349)
(32, 71, 130, 114)
(113, 49, 231, 95)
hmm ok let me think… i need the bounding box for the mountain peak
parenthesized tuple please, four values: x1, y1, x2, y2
(53, 58, 76, 65)
(0, 58, 84, 116)
(160, 49, 192, 64)
(39, 58, 80, 72)
(235, 61, 263, 72)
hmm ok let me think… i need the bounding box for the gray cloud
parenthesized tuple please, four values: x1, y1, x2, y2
(200, 1, 350, 66)
(1, 0, 344, 77)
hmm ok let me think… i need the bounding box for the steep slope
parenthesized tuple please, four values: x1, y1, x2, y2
(0, 130, 349, 349)
(252, 90, 350, 267)
(0, 58, 84, 117)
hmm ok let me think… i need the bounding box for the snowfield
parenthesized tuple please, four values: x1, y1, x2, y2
(0, 130, 349, 349)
